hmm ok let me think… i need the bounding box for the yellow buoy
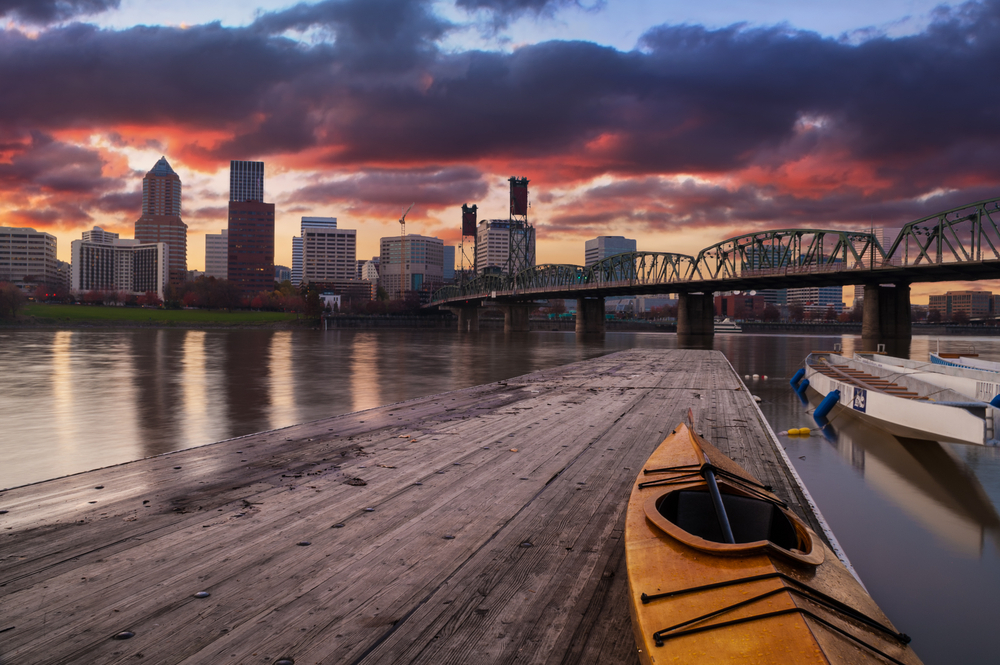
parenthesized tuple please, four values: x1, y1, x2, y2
(799, 427, 811, 435)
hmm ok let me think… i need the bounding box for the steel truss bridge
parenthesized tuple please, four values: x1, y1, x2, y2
(430, 197, 1000, 305)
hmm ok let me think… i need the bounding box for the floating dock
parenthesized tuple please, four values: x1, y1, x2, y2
(0, 349, 836, 664)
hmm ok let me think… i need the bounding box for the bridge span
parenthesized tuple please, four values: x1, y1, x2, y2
(431, 197, 1000, 343)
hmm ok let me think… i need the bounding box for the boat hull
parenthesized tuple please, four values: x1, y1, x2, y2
(805, 356, 991, 446)
(625, 424, 921, 665)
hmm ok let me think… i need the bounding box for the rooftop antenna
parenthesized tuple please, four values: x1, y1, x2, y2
(399, 203, 414, 300)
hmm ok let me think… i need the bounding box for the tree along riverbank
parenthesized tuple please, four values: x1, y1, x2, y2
(4, 303, 309, 329)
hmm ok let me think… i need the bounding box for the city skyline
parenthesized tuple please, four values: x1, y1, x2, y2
(0, 0, 998, 303)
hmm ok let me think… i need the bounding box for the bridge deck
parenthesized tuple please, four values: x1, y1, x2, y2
(0, 349, 828, 664)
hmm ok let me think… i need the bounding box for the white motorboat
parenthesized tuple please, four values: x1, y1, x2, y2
(855, 352, 1000, 405)
(714, 317, 742, 333)
(802, 352, 999, 446)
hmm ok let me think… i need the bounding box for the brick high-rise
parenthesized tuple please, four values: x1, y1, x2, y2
(134, 157, 187, 288)
(227, 160, 274, 295)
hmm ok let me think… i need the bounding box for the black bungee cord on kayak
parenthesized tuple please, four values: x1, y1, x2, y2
(638, 463, 786, 507)
(643, 571, 912, 665)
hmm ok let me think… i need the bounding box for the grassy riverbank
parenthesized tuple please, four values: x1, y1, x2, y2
(13, 303, 303, 327)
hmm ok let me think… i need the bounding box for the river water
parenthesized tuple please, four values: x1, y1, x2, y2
(2, 328, 999, 664)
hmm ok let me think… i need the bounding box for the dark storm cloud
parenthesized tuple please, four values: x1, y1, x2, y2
(0, 0, 119, 25)
(542, 178, 1000, 241)
(0, 22, 328, 131)
(252, 0, 451, 73)
(94, 190, 140, 215)
(455, 0, 600, 30)
(1, 0, 999, 223)
(288, 166, 488, 208)
(0, 132, 111, 194)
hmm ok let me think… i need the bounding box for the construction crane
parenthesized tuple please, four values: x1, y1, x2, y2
(399, 203, 414, 299)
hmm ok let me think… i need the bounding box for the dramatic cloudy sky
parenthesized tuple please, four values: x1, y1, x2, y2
(2, 0, 999, 301)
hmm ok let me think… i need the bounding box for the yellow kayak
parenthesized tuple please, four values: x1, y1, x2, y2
(625, 423, 922, 664)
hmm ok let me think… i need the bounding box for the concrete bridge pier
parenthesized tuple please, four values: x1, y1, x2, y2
(497, 303, 534, 333)
(444, 304, 480, 332)
(576, 297, 606, 334)
(861, 283, 912, 354)
(677, 292, 715, 338)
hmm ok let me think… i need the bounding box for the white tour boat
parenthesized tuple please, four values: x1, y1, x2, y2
(801, 352, 999, 446)
(713, 317, 742, 333)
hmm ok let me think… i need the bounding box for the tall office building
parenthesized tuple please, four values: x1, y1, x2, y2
(229, 160, 264, 203)
(585, 236, 636, 266)
(301, 220, 355, 286)
(0, 227, 59, 288)
(475, 220, 536, 274)
(292, 217, 339, 286)
(379, 234, 444, 300)
(205, 229, 228, 279)
(134, 157, 187, 287)
(227, 161, 274, 295)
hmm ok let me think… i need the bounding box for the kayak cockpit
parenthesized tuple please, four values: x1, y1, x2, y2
(658, 489, 799, 549)
(643, 482, 825, 567)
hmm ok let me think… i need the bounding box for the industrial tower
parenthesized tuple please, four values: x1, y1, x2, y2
(506, 177, 533, 275)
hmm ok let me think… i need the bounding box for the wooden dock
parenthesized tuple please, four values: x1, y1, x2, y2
(0, 349, 833, 664)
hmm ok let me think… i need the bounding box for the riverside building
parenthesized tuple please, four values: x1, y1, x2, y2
(71, 237, 168, 301)
(293, 217, 354, 287)
(0, 227, 59, 290)
(134, 157, 187, 287)
(379, 234, 444, 300)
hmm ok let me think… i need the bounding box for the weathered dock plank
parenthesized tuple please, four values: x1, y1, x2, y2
(0, 349, 825, 664)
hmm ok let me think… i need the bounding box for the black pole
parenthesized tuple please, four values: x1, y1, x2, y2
(703, 465, 736, 544)
(688, 412, 735, 544)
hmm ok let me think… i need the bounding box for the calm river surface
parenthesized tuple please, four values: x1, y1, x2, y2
(2, 328, 1000, 664)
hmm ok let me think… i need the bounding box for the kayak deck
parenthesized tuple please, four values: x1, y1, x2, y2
(625, 424, 922, 664)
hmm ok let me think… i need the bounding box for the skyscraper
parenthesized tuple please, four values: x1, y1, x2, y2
(227, 161, 274, 295)
(134, 157, 187, 287)
(229, 160, 264, 203)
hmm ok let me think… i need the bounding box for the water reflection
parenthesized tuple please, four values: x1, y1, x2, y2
(1, 329, 672, 489)
(223, 331, 274, 438)
(807, 392, 1000, 556)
